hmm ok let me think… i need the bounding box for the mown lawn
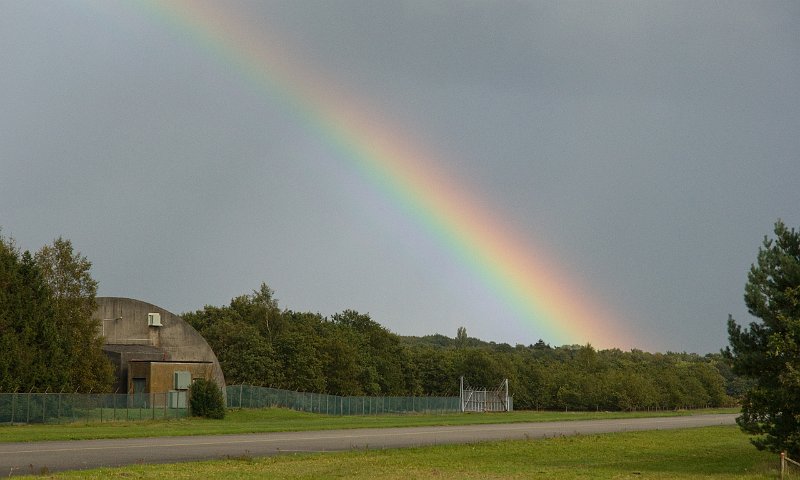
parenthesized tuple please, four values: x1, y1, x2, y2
(17, 425, 778, 479)
(0, 407, 737, 443)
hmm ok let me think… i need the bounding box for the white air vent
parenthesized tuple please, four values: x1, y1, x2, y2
(147, 312, 162, 327)
(174, 371, 191, 390)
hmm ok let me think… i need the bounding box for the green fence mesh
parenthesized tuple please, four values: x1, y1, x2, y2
(224, 385, 460, 415)
(0, 392, 188, 424)
(0, 387, 459, 424)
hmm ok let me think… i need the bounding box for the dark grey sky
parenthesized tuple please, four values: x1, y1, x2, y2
(2, 1, 798, 352)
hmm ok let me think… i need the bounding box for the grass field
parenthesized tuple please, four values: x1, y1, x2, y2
(0, 407, 737, 443)
(12, 425, 780, 479)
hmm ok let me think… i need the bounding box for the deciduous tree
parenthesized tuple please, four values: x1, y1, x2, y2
(35, 238, 113, 391)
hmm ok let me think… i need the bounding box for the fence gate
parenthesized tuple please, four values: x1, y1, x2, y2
(460, 377, 511, 412)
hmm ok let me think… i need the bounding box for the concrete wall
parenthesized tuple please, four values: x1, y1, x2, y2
(149, 362, 213, 394)
(128, 361, 214, 408)
(104, 345, 164, 393)
(128, 361, 151, 390)
(129, 360, 213, 396)
(94, 297, 226, 391)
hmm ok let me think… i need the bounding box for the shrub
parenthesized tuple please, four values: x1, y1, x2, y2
(189, 379, 225, 419)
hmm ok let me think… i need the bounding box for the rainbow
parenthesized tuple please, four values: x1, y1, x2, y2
(126, 0, 637, 348)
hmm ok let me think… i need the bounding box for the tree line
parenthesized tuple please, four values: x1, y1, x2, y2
(0, 231, 742, 412)
(0, 234, 113, 392)
(184, 283, 739, 411)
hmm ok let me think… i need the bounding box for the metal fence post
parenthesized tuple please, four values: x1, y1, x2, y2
(781, 451, 786, 480)
(10, 389, 17, 423)
(26, 388, 33, 424)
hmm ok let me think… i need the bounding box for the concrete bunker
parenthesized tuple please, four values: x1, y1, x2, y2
(94, 297, 225, 406)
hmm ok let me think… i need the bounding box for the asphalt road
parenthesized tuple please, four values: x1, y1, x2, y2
(1, 414, 737, 475)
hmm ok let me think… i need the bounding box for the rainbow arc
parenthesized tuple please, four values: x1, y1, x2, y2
(134, 0, 636, 348)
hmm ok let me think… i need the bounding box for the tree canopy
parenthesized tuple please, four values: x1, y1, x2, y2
(727, 220, 800, 454)
(185, 283, 735, 411)
(0, 235, 112, 392)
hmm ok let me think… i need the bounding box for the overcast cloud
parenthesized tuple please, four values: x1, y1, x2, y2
(1, 1, 798, 352)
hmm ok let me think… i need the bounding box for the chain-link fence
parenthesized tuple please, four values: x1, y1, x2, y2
(0, 392, 189, 424)
(0, 386, 460, 424)
(225, 385, 461, 415)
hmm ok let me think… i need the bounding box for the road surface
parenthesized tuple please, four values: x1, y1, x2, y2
(1, 414, 737, 475)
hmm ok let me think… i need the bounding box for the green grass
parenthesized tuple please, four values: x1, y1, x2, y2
(17, 425, 778, 479)
(0, 407, 738, 443)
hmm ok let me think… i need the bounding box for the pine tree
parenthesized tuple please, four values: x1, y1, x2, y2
(727, 220, 800, 454)
(0, 236, 68, 390)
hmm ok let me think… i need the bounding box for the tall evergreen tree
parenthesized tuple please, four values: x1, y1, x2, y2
(727, 220, 800, 454)
(0, 238, 51, 390)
